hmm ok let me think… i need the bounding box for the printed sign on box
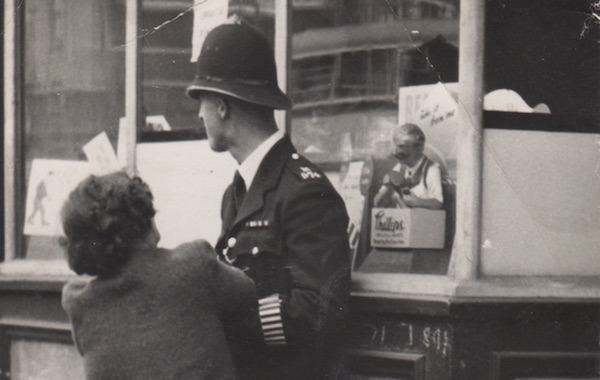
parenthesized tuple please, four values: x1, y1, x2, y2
(371, 208, 446, 249)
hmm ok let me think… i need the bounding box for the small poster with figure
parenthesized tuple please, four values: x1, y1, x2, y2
(24, 159, 91, 237)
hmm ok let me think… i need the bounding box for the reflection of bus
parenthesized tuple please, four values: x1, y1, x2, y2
(290, 24, 458, 165)
(292, 22, 458, 108)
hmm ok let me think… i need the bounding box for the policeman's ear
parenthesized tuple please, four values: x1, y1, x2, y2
(216, 96, 230, 120)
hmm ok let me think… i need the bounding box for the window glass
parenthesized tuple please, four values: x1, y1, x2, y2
(290, 0, 460, 275)
(22, 0, 126, 259)
(484, 0, 600, 132)
(140, 0, 276, 140)
(141, 1, 198, 136)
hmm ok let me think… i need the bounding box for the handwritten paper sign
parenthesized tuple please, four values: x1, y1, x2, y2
(24, 159, 91, 237)
(191, 0, 229, 62)
(83, 131, 122, 176)
(398, 82, 458, 126)
(416, 82, 458, 128)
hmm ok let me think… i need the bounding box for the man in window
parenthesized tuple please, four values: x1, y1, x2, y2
(186, 20, 351, 380)
(373, 123, 444, 209)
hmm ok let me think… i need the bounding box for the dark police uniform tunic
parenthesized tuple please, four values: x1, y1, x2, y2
(216, 136, 351, 379)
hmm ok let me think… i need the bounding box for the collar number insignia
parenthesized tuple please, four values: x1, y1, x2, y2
(300, 166, 321, 179)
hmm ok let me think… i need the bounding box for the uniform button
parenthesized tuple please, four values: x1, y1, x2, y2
(252, 246, 259, 255)
(292, 153, 299, 160)
(228, 237, 237, 248)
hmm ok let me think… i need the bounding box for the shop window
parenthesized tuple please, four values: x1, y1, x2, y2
(290, 1, 460, 276)
(479, 0, 600, 277)
(6, 0, 461, 278)
(18, 0, 126, 260)
(484, 0, 600, 133)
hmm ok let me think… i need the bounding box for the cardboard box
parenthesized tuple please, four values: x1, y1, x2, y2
(370, 208, 446, 249)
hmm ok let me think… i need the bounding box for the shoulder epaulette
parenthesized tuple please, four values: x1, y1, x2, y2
(287, 152, 324, 181)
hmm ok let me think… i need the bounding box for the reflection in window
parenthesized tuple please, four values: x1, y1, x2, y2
(22, 0, 125, 259)
(141, 1, 197, 134)
(484, 0, 600, 131)
(290, 4, 459, 164)
(293, 56, 336, 103)
(290, 0, 459, 275)
(338, 52, 368, 98)
(139, 1, 276, 138)
(370, 49, 398, 96)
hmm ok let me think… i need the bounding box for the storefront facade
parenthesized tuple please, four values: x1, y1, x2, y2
(3, 1, 600, 378)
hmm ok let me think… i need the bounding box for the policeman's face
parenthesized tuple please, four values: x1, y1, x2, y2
(197, 93, 229, 152)
(392, 133, 423, 163)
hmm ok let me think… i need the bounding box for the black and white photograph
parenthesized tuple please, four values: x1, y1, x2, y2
(1, 0, 600, 379)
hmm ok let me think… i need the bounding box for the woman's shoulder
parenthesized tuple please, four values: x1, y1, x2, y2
(61, 277, 92, 313)
(167, 239, 219, 269)
(171, 239, 214, 257)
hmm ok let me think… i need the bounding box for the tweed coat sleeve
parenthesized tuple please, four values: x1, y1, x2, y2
(209, 249, 259, 323)
(183, 239, 262, 348)
(184, 239, 258, 321)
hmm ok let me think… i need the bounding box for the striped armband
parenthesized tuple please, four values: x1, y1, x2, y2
(258, 294, 287, 346)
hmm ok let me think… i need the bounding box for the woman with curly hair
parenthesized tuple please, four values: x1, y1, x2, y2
(60, 171, 258, 380)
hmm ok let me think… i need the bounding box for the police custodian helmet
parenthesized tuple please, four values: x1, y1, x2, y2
(186, 20, 293, 110)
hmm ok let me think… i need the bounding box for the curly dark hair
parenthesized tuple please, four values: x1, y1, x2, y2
(59, 171, 156, 277)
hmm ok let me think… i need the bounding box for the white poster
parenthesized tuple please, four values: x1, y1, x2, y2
(398, 82, 458, 126)
(415, 81, 459, 128)
(24, 159, 91, 237)
(137, 140, 237, 248)
(191, 0, 229, 62)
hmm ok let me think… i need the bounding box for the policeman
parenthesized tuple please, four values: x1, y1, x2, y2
(186, 20, 351, 379)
